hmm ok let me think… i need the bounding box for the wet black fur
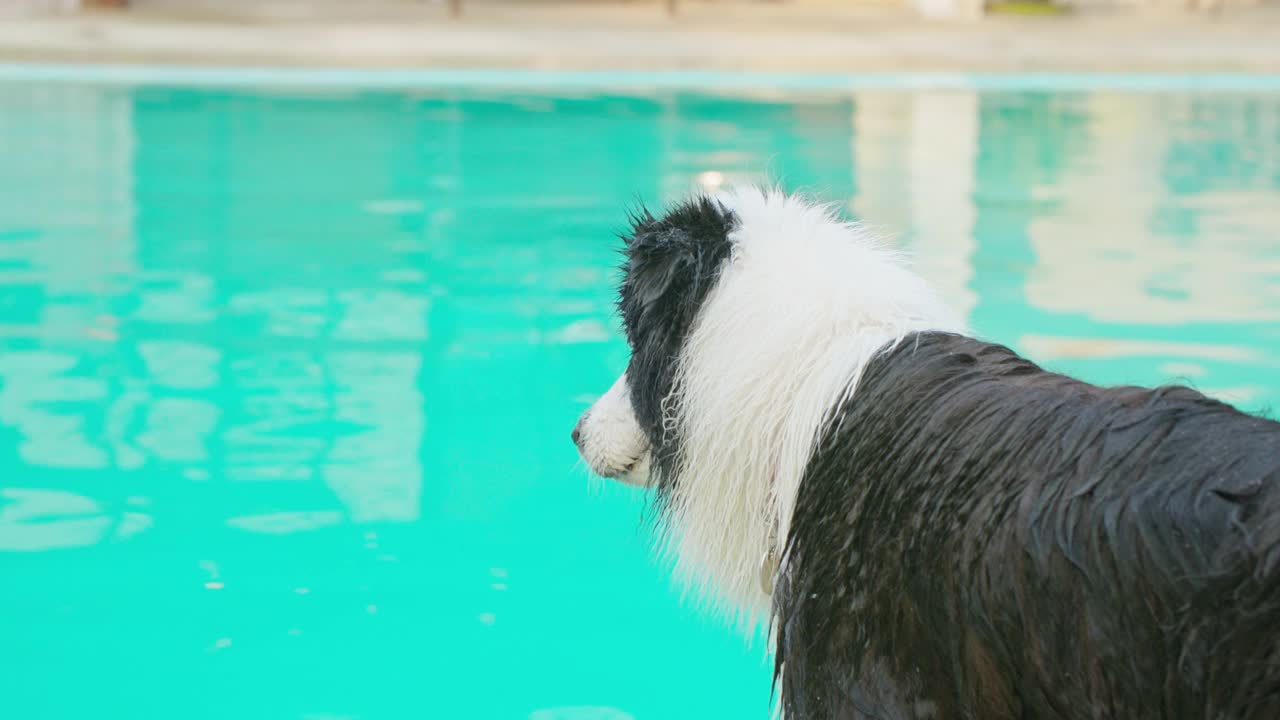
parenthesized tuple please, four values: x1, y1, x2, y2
(617, 196, 736, 504)
(776, 332, 1280, 719)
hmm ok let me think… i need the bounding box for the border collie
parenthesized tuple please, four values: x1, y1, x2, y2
(572, 188, 1280, 720)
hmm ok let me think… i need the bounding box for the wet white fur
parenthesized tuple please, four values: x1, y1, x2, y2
(576, 374, 652, 487)
(579, 187, 964, 626)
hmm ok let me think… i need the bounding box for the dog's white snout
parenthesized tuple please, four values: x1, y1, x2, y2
(574, 373, 653, 486)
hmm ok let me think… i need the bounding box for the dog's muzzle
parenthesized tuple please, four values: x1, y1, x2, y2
(573, 373, 653, 486)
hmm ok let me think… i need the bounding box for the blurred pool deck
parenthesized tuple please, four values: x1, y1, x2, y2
(3, 1, 1280, 73)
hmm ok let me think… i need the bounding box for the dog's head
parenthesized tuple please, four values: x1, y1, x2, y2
(572, 188, 960, 616)
(572, 195, 735, 488)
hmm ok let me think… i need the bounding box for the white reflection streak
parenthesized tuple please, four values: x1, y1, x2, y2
(851, 91, 978, 326)
(0, 84, 139, 473)
(906, 91, 979, 324)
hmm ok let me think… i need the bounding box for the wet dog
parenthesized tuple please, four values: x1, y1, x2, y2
(573, 188, 1280, 719)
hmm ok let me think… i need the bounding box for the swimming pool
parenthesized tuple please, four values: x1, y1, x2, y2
(0, 68, 1278, 720)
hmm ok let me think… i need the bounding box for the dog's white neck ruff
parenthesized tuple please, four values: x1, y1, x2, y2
(661, 188, 964, 627)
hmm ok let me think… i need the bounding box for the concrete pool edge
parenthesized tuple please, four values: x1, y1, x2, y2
(3, 9, 1280, 76)
(4, 63, 1280, 93)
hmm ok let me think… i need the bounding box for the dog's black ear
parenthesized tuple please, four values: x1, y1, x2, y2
(618, 195, 735, 343)
(619, 194, 732, 310)
(626, 239, 693, 312)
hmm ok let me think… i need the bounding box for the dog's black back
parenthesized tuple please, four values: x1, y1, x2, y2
(775, 332, 1280, 719)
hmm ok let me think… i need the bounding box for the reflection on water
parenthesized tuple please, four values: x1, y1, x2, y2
(0, 81, 1277, 720)
(1026, 93, 1280, 325)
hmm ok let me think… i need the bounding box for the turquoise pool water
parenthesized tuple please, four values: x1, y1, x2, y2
(1, 71, 1278, 720)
